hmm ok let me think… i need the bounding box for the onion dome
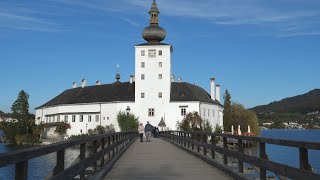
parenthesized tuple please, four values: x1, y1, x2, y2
(142, 0, 166, 43)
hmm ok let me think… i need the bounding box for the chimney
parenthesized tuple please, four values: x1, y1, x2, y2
(216, 84, 221, 102)
(81, 79, 86, 88)
(72, 82, 77, 88)
(129, 75, 134, 84)
(96, 81, 101, 85)
(210, 78, 215, 100)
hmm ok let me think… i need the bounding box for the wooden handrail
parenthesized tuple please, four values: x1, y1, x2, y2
(160, 131, 320, 180)
(0, 132, 138, 180)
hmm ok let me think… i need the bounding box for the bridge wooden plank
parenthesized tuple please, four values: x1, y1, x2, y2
(104, 138, 232, 180)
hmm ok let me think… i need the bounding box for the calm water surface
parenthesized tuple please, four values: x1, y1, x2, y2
(0, 130, 319, 179)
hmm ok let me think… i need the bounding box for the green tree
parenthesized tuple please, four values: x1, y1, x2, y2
(11, 90, 30, 121)
(223, 89, 232, 133)
(55, 122, 71, 137)
(230, 103, 260, 135)
(117, 112, 139, 132)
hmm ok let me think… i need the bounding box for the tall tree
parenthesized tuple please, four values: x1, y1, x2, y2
(11, 90, 30, 121)
(223, 89, 232, 132)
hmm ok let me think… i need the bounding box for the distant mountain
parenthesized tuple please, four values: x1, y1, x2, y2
(251, 89, 320, 114)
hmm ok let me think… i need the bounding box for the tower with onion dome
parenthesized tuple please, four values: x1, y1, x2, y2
(134, 0, 173, 126)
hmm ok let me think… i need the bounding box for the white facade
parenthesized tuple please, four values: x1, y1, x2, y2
(35, 1, 224, 136)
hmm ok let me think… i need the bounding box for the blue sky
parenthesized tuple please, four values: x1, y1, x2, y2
(1, 0, 320, 113)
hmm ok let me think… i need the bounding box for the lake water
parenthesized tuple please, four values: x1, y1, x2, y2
(0, 130, 319, 179)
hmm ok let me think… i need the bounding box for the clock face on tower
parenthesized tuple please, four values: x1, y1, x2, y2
(148, 49, 156, 58)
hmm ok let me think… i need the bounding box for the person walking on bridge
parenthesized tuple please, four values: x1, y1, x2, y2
(145, 121, 152, 142)
(138, 123, 144, 142)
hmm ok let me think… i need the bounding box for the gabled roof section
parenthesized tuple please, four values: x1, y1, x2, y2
(170, 82, 222, 106)
(36, 82, 135, 109)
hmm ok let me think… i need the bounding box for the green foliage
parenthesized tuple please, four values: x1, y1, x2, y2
(223, 89, 232, 132)
(117, 112, 139, 132)
(11, 90, 30, 121)
(55, 122, 71, 136)
(214, 124, 223, 133)
(178, 112, 213, 132)
(68, 134, 89, 140)
(229, 103, 260, 135)
(92, 124, 115, 135)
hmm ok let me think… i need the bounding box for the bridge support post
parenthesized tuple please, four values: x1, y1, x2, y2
(112, 135, 115, 157)
(187, 133, 190, 149)
(237, 139, 243, 173)
(101, 138, 105, 167)
(15, 160, 28, 180)
(203, 134, 207, 156)
(93, 140, 98, 171)
(211, 135, 215, 159)
(197, 133, 200, 153)
(108, 136, 111, 161)
(53, 149, 65, 176)
(80, 143, 86, 180)
(223, 137, 228, 165)
(184, 133, 187, 147)
(192, 132, 195, 151)
(259, 142, 267, 180)
(299, 148, 312, 171)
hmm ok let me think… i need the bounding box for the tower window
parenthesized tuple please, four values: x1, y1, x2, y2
(181, 108, 186, 116)
(159, 62, 162, 67)
(141, 50, 145, 56)
(141, 74, 145, 80)
(158, 74, 162, 79)
(141, 62, 145, 68)
(148, 49, 156, 58)
(158, 92, 162, 98)
(159, 50, 162, 56)
(141, 93, 145, 98)
(148, 108, 155, 117)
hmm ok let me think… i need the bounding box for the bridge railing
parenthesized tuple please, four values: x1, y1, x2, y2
(160, 131, 320, 180)
(0, 132, 138, 180)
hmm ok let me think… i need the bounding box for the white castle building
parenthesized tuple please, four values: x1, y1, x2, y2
(35, 1, 224, 135)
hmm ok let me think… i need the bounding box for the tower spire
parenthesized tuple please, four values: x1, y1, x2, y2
(149, 0, 159, 26)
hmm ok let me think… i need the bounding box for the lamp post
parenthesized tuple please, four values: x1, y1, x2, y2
(126, 106, 131, 115)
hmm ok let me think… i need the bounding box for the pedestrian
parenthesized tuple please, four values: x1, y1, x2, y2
(138, 123, 144, 142)
(156, 127, 159, 138)
(145, 121, 152, 142)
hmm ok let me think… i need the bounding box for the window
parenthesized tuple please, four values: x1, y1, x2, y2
(159, 50, 162, 56)
(95, 115, 99, 122)
(65, 115, 68, 122)
(141, 93, 145, 98)
(141, 62, 145, 68)
(88, 115, 92, 122)
(158, 74, 162, 79)
(72, 115, 76, 122)
(158, 92, 162, 98)
(57, 115, 60, 122)
(148, 49, 156, 58)
(203, 109, 206, 116)
(159, 62, 162, 67)
(107, 117, 109, 120)
(80, 115, 84, 122)
(141, 50, 145, 56)
(141, 74, 145, 80)
(148, 108, 155, 117)
(181, 108, 186, 116)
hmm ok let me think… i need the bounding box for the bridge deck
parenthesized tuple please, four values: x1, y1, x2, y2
(104, 138, 232, 180)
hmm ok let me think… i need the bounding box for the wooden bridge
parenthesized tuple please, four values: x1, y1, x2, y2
(0, 131, 320, 180)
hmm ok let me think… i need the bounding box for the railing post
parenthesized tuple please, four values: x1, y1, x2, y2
(80, 143, 86, 180)
(93, 140, 98, 171)
(16, 160, 28, 180)
(299, 147, 312, 171)
(108, 136, 111, 160)
(238, 139, 244, 173)
(211, 135, 215, 159)
(116, 134, 119, 153)
(53, 149, 65, 176)
(101, 138, 105, 166)
(223, 137, 228, 165)
(192, 132, 195, 151)
(184, 132, 187, 147)
(112, 134, 115, 157)
(259, 142, 267, 180)
(203, 134, 207, 156)
(197, 133, 200, 153)
(187, 133, 190, 149)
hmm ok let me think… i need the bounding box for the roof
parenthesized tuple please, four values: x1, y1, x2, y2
(36, 82, 222, 109)
(135, 42, 171, 46)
